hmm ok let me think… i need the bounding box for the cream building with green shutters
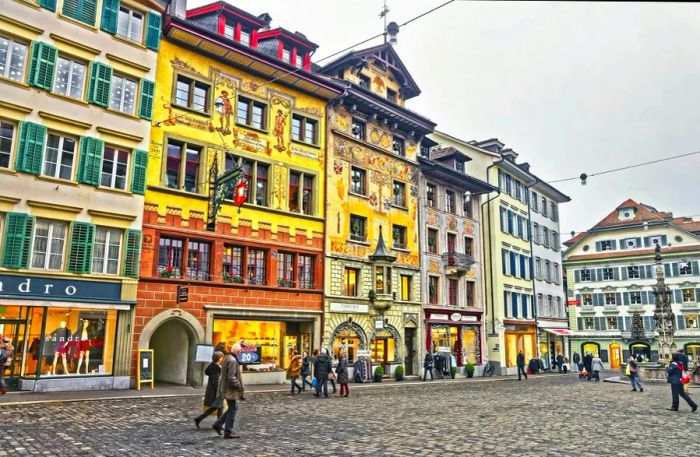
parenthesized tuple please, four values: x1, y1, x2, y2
(0, 0, 162, 391)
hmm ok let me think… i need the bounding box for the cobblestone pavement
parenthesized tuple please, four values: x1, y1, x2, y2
(1, 374, 698, 456)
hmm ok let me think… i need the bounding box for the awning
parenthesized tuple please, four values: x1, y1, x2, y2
(542, 328, 574, 336)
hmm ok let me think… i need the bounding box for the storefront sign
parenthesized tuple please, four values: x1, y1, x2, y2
(0, 274, 121, 302)
(195, 344, 214, 363)
(330, 302, 369, 314)
(430, 313, 449, 321)
(375, 319, 384, 329)
(437, 346, 451, 353)
(137, 349, 154, 390)
(177, 286, 189, 304)
(237, 351, 261, 365)
(356, 349, 372, 358)
(450, 313, 462, 322)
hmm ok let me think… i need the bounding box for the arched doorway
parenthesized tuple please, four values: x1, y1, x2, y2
(629, 342, 651, 362)
(609, 343, 621, 369)
(370, 325, 401, 373)
(138, 310, 205, 387)
(330, 322, 367, 364)
(581, 342, 600, 357)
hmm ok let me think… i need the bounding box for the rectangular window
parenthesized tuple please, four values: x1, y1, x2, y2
(53, 56, 86, 99)
(607, 317, 617, 330)
(298, 254, 314, 289)
(375, 265, 390, 296)
(429, 276, 439, 304)
(344, 267, 359, 296)
(240, 26, 251, 46)
(392, 181, 406, 207)
(600, 240, 613, 251)
(504, 174, 511, 194)
(186, 241, 210, 280)
(584, 317, 594, 330)
(43, 134, 76, 180)
(166, 140, 202, 193)
(531, 191, 538, 212)
(447, 233, 456, 253)
(101, 146, 129, 190)
(288, 170, 313, 214)
(466, 281, 475, 307)
(91, 227, 121, 274)
(109, 74, 138, 115)
(349, 215, 366, 242)
(544, 260, 551, 281)
(582, 293, 592, 306)
(31, 219, 67, 270)
(580, 269, 591, 281)
(358, 74, 370, 88)
(448, 279, 458, 306)
(350, 167, 366, 195)
(222, 245, 243, 279)
(400, 275, 411, 301)
(247, 248, 266, 285)
(683, 288, 696, 303)
(446, 191, 455, 214)
(680, 262, 692, 276)
(291, 114, 318, 145)
(386, 88, 397, 103)
(605, 292, 616, 305)
(427, 228, 438, 254)
(351, 118, 365, 141)
(550, 202, 558, 221)
(426, 183, 436, 208)
(0, 121, 15, 168)
(277, 252, 294, 286)
(532, 223, 539, 244)
(157, 236, 182, 277)
(237, 96, 267, 130)
(542, 227, 549, 248)
(628, 266, 640, 279)
(0, 35, 28, 81)
(392, 136, 405, 156)
(541, 197, 548, 216)
(117, 6, 144, 42)
(553, 263, 560, 283)
(175, 75, 209, 113)
(392, 224, 407, 249)
(535, 257, 542, 280)
(630, 292, 642, 304)
(224, 24, 235, 40)
(282, 46, 291, 64)
(602, 267, 614, 281)
(464, 237, 473, 257)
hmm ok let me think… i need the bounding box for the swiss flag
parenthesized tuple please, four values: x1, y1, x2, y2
(233, 181, 248, 206)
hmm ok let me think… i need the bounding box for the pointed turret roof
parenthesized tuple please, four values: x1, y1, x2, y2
(368, 227, 396, 263)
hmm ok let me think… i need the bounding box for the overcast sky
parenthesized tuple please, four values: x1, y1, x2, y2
(189, 0, 700, 238)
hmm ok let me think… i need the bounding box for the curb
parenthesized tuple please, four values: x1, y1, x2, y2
(0, 373, 568, 406)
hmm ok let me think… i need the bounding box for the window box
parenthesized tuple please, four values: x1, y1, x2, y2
(160, 265, 176, 278)
(222, 273, 244, 284)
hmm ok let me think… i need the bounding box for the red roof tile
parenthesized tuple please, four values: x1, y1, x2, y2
(591, 199, 672, 229)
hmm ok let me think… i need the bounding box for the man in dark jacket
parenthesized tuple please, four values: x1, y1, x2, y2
(213, 344, 244, 439)
(423, 352, 434, 381)
(313, 348, 332, 398)
(556, 353, 564, 373)
(573, 352, 581, 372)
(517, 350, 527, 380)
(583, 352, 593, 380)
(628, 355, 643, 392)
(666, 353, 697, 412)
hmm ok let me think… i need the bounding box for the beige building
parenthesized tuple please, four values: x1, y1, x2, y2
(0, 0, 162, 391)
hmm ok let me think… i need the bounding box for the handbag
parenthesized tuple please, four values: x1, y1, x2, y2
(328, 371, 336, 381)
(625, 364, 631, 376)
(311, 377, 318, 388)
(681, 371, 691, 384)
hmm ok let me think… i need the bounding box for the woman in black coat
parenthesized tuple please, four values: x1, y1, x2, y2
(300, 351, 313, 391)
(336, 351, 350, 397)
(194, 351, 224, 428)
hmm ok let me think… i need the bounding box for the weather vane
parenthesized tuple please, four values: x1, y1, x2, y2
(380, 0, 390, 42)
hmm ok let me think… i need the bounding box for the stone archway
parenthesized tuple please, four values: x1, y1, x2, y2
(369, 324, 402, 362)
(139, 310, 205, 387)
(329, 321, 369, 349)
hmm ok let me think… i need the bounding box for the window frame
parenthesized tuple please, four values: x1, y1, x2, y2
(627, 266, 640, 279)
(157, 236, 183, 278)
(630, 291, 642, 304)
(0, 119, 16, 169)
(682, 288, 696, 303)
(101, 145, 130, 190)
(392, 224, 407, 249)
(42, 132, 77, 181)
(350, 166, 367, 196)
(604, 292, 616, 305)
(392, 180, 406, 208)
(392, 135, 405, 157)
(288, 169, 315, 215)
(580, 269, 591, 282)
(116, 5, 145, 43)
(428, 276, 439, 304)
(236, 95, 267, 130)
(164, 138, 205, 194)
(349, 214, 367, 242)
(246, 248, 267, 285)
(448, 278, 458, 306)
(400, 274, 411, 301)
(445, 190, 456, 214)
(351, 118, 365, 141)
(173, 73, 211, 114)
(582, 293, 592, 306)
(344, 267, 359, 296)
(426, 182, 436, 208)
(91, 226, 122, 275)
(600, 240, 613, 251)
(679, 262, 692, 276)
(52, 54, 87, 100)
(30, 219, 68, 271)
(291, 113, 319, 145)
(602, 267, 614, 281)
(109, 72, 139, 116)
(186, 240, 211, 281)
(0, 35, 28, 82)
(427, 228, 438, 254)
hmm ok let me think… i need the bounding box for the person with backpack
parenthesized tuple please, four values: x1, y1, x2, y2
(627, 354, 643, 392)
(666, 352, 697, 412)
(0, 336, 14, 395)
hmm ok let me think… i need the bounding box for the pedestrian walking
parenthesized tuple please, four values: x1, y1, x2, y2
(194, 351, 224, 428)
(583, 352, 593, 380)
(313, 348, 332, 398)
(573, 352, 581, 372)
(666, 352, 697, 412)
(423, 352, 434, 381)
(627, 354, 643, 392)
(300, 351, 313, 391)
(336, 350, 350, 397)
(556, 352, 564, 373)
(0, 336, 14, 395)
(287, 350, 303, 395)
(212, 344, 245, 439)
(591, 354, 604, 381)
(327, 353, 337, 395)
(517, 350, 528, 380)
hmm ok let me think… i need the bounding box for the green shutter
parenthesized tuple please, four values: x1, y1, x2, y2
(87, 62, 112, 107)
(2, 213, 34, 269)
(39, 0, 57, 12)
(138, 79, 155, 120)
(67, 222, 95, 273)
(123, 229, 142, 278)
(63, 0, 97, 26)
(130, 149, 148, 195)
(100, 0, 120, 34)
(27, 42, 58, 91)
(15, 121, 46, 175)
(77, 136, 104, 186)
(145, 12, 161, 50)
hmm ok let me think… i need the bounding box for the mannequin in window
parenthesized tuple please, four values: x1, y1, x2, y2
(51, 321, 71, 375)
(75, 319, 92, 375)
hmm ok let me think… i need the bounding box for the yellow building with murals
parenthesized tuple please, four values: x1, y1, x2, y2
(0, 0, 162, 391)
(318, 43, 436, 378)
(132, 3, 342, 387)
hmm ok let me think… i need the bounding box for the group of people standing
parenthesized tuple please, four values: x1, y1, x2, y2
(571, 351, 604, 381)
(286, 348, 350, 398)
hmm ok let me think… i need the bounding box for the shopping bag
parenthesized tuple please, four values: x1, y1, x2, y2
(311, 377, 318, 388)
(625, 364, 631, 376)
(681, 371, 691, 384)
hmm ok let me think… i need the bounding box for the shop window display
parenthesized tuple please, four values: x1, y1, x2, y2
(371, 330, 395, 366)
(505, 333, 534, 367)
(332, 328, 361, 363)
(462, 328, 477, 365)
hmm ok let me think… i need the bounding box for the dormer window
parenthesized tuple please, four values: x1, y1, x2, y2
(618, 207, 635, 220)
(455, 160, 464, 173)
(282, 46, 292, 64)
(386, 88, 397, 103)
(224, 23, 235, 40)
(358, 74, 370, 89)
(223, 21, 253, 47)
(600, 240, 613, 251)
(240, 25, 251, 47)
(294, 53, 303, 69)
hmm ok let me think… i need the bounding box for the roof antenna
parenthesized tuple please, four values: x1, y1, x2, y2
(380, 0, 390, 43)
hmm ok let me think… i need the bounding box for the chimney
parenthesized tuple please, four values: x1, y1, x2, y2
(166, 0, 187, 19)
(473, 138, 505, 154)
